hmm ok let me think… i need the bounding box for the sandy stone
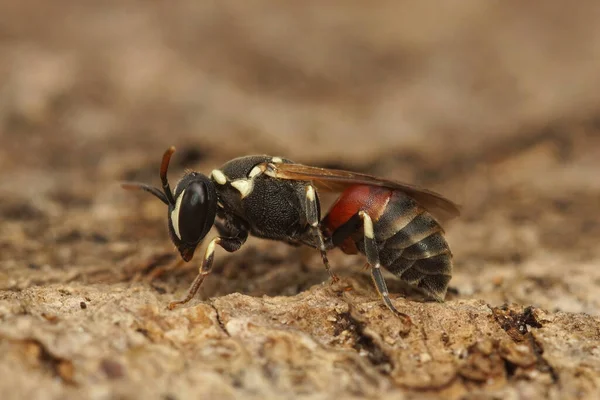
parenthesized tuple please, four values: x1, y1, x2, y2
(1, 1, 600, 399)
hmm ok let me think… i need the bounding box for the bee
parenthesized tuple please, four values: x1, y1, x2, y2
(122, 146, 460, 320)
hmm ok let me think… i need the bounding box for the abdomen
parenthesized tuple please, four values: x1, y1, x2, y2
(322, 185, 453, 300)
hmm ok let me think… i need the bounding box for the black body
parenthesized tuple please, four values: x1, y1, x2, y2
(122, 146, 460, 319)
(214, 155, 319, 247)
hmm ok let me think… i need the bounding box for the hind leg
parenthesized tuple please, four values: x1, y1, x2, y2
(329, 210, 411, 322)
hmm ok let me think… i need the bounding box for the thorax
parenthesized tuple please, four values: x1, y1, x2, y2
(210, 155, 311, 240)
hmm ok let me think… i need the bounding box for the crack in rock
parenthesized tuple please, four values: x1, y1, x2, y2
(210, 301, 230, 337)
(490, 304, 559, 383)
(334, 311, 393, 374)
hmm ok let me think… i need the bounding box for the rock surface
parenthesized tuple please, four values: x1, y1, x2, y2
(1, 1, 599, 399)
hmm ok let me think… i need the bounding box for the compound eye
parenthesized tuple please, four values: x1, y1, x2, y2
(177, 182, 210, 244)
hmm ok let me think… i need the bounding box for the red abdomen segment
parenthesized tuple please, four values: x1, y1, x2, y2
(322, 185, 392, 254)
(322, 184, 453, 301)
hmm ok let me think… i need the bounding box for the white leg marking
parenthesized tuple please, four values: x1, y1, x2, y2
(231, 179, 253, 198)
(306, 185, 316, 202)
(170, 189, 185, 239)
(359, 211, 375, 239)
(211, 169, 227, 185)
(305, 185, 319, 227)
(205, 237, 218, 260)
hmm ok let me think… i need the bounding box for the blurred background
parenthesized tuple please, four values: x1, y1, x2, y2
(1, 0, 599, 314)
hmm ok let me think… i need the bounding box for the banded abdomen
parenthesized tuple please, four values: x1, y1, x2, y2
(322, 184, 453, 301)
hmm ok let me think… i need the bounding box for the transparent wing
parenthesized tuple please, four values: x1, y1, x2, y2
(263, 162, 461, 222)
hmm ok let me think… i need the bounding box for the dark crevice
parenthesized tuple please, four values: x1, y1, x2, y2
(528, 334, 560, 383)
(210, 301, 230, 337)
(334, 310, 393, 374)
(491, 305, 542, 339)
(503, 358, 518, 379)
(150, 284, 167, 294)
(489, 304, 559, 383)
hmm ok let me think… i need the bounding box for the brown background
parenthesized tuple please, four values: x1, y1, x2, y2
(0, 1, 599, 399)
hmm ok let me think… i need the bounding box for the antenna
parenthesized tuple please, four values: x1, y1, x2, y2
(120, 146, 178, 206)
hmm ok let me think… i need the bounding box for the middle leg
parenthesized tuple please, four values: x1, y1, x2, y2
(303, 185, 339, 283)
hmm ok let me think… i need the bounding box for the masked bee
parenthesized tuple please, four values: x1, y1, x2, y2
(122, 146, 460, 320)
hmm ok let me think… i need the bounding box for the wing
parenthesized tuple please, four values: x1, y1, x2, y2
(263, 162, 461, 222)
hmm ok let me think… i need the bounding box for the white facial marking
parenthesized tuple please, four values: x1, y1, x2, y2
(271, 157, 283, 163)
(211, 169, 227, 185)
(306, 185, 316, 202)
(231, 179, 253, 198)
(359, 211, 375, 239)
(171, 190, 185, 240)
(249, 165, 263, 178)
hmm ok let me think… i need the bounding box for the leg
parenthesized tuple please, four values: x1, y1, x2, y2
(304, 185, 339, 283)
(329, 210, 411, 322)
(358, 210, 411, 322)
(168, 231, 248, 310)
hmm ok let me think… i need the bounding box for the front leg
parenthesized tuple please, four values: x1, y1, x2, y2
(304, 185, 339, 283)
(168, 229, 248, 310)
